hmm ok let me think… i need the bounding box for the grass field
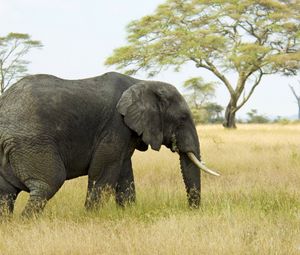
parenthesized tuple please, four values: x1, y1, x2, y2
(0, 124, 299, 254)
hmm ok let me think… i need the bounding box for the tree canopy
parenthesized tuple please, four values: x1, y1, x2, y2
(0, 33, 43, 94)
(106, 0, 300, 128)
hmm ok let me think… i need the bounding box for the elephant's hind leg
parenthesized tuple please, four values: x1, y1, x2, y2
(0, 193, 19, 217)
(9, 146, 66, 218)
(0, 175, 20, 217)
(21, 179, 59, 217)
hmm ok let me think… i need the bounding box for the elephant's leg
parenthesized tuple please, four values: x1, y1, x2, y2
(9, 146, 66, 218)
(0, 193, 17, 216)
(21, 179, 59, 218)
(85, 160, 122, 210)
(0, 175, 20, 217)
(85, 141, 124, 210)
(115, 158, 136, 207)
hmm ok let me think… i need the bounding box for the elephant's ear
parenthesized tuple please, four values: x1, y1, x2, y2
(117, 83, 163, 151)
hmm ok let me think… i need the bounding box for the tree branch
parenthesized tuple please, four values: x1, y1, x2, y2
(1, 39, 22, 63)
(0, 60, 5, 94)
(236, 69, 264, 111)
(205, 60, 235, 96)
(289, 84, 300, 101)
(190, 57, 235, 95)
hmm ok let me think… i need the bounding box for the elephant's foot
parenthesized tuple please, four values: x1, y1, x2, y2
(21, 179, 61, 218)
(115, 182, 136, 207)
(115, 160, 136, 207)
(0, 192, 18, 219)
(21, 196, 47, 218)
(85, 185, 115, 211)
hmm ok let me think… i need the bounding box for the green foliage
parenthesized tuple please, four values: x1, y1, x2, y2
(273, 116, 292, 125)
(106, 0, 299, 76)
(246, 109, 270, 123)
(184, 77, 217, 108)
(204, 102, 224, 123)
(190, 107, 209, 124)
(189, 103, 224, 124)
(0, 33, 43, 94)
(106, 0, 300, 128)
(183, 76, 223, 124)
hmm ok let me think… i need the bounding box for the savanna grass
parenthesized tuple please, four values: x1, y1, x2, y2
(0, 124, 299, 254)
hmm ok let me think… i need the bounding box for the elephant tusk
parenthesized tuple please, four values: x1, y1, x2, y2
(187, 152, 220, 177)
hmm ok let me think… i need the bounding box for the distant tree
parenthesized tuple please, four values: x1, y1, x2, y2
(289, 81, 300, 120)
(189, 102, 224, 124)
(190, 107, 209, 124)
(273, 116, 291, 124)
(204, 102, 224, 123)
(0, 33, 43, 94)
(183, 77, 216, 109)
(182, 77, 222, 124)
(247, 109, 269, 123)
(106, 0, 300, 128)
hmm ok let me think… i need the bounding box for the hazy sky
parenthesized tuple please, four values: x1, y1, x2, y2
(1, 0, 299, 118)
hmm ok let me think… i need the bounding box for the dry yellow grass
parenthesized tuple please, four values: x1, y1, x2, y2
(0, 124, 299, 254)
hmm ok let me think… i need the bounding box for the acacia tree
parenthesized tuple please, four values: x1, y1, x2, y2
(0, 33, 43, 94)
(183, 77, 216, 109)
(105, 0, 300, 128)
(183, 77, 219, 123)
(205, 102, 224, 123)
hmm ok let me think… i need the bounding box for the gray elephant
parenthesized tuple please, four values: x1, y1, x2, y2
(0, 72, 219, 217)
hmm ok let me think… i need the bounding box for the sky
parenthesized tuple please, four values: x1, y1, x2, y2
(0, 0, 299, 119)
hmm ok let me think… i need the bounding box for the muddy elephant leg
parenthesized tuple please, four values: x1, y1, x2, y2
(85, 160, 121, 210)
(115, 158, 135, 207)
(84, 141, 125, 210)
(0, 192, 19, 217)
(9, 146, 66, 218)
(0, 175, 20, 217)
(21, 179, 61, 218)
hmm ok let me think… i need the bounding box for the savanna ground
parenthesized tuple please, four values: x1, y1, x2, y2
(0, 124, 299, 254)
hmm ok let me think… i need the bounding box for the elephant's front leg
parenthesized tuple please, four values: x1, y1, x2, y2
(85, 163, 121, 210)
(115, 158, 135, 207)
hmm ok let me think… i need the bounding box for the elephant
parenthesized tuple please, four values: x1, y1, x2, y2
(0, 71, 219, 217)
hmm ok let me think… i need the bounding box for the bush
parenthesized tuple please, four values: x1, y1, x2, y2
(246, 109, 270, 124)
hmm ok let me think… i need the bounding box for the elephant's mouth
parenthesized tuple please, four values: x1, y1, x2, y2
(170, 134, 179, 153)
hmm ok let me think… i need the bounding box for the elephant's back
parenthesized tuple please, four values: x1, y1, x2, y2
(0, 72, 137, 136)
(0, 76, 46, 133)
(27, 73, 137, 132)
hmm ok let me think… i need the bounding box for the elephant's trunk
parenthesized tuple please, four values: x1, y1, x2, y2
(175, 120, 219, 207)
(179, 152, 201, 208)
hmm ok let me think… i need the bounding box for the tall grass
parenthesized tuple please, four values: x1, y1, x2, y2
(0, 124, 299, 254)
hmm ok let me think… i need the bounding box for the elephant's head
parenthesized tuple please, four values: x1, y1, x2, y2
(117, 81, 219, 208)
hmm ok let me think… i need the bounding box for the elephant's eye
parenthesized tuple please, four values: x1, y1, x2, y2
(180, 114, 187, 122)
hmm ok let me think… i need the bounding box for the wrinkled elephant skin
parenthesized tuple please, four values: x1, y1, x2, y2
(0, 72, 202, 217)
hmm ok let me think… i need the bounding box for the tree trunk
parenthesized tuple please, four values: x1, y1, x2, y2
(0, 80, 4, 95)
(223, 99, 237, 128)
